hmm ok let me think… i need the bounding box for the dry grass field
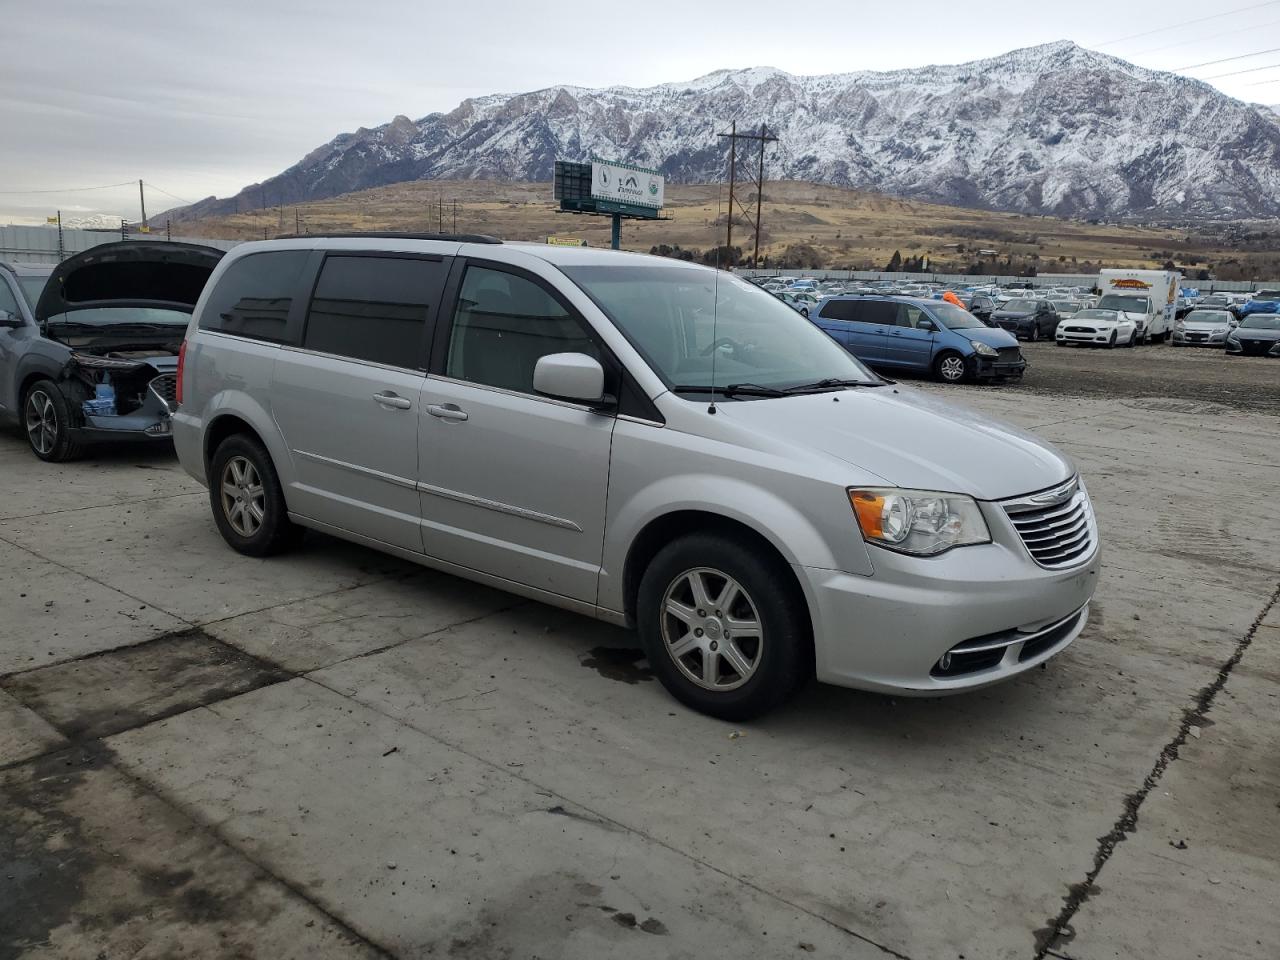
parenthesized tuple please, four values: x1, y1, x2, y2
(169, 179, 1270, 275)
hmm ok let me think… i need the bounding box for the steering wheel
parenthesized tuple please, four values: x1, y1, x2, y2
(700, 336, 743, 357)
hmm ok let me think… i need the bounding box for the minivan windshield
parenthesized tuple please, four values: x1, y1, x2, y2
(561, 264, 878, 392)
(928, 303, 986, 329)
(1097, 294, 1151, 313)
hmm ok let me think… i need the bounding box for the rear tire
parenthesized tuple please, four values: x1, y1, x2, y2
(23, 378, 87, 463)
(208, 433, 303, 557)
(636, 532, 810, 721)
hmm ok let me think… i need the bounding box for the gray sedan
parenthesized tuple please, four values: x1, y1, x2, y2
(1172, 309, 1235, 347)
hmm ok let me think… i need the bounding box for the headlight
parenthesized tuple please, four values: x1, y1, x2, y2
(69, 351, 145, 371)
(970, 340, 998, 357)
(848, 488, 991, 556)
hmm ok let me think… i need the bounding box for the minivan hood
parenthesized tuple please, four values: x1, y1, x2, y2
(714, 387, 1073, 501)
(965, 326, 1020, 348)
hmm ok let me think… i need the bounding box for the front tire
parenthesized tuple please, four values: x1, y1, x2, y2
(1106, 332, 1117, 349)
(208, 433, 303, 557)
(636, 532, 809, 720)
(23, 379, 86, 462)
(1027, 326, 1039, 342)
(934, 351, 969, 383)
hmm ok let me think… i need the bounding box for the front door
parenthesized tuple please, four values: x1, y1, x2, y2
(417, 261, 615, 604)
(271, 253, 448, 552)
(883, 302, 936, 368)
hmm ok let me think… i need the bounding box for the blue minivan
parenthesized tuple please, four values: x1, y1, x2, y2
(811, 296, 1026, 383)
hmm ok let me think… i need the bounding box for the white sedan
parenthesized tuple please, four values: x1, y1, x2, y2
(1055, 308, 1138, 348)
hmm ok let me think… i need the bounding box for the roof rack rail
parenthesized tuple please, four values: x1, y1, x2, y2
(275, 231, 502, 244)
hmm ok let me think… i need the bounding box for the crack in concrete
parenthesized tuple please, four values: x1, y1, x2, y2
(0, 528, 193, 627)
(1032, 579, 1280, 959)
(0, 490, 200, 524)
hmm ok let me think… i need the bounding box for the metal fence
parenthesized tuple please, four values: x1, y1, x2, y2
(0, 225, 239, 264)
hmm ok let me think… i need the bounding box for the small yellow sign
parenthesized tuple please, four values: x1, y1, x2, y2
(547, 236, 587, 247)
(46, 216, 58, 224)
(138, 224, 151, 233)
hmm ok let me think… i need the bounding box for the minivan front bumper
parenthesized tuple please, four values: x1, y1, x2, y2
(800, 532, 1100, 695)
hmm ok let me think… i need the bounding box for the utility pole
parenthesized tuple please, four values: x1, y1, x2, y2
(295, 208, 300, 234)
(452, 199, 457, 234)
(717, 122, 778, 269)
(138, 179, 148, 230)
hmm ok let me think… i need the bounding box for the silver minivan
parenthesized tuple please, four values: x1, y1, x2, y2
(174, 235, 1100, 718)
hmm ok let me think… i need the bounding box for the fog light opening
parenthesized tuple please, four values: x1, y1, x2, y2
(938, 652, 952, 671)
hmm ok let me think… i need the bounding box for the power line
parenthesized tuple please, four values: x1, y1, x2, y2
(1203, 60, 1280, 80)
(0, 180, 135, 195)
(143, 181, 197, 207)
(1096, 0, 1280, 48)
(1175, 46, 1280, 71)
(1134, 19, 1280, 56)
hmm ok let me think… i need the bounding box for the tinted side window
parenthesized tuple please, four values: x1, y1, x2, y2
(896, 304, 925, 328)
(851, 301, 897, 326)
(446, 266, 600, 394)
(818, 299, 858, 321)
(199, 251, 309, 342)
(304, 255, 445, 368)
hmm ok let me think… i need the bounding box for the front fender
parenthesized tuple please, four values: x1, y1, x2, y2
(599, 467, 873, 616)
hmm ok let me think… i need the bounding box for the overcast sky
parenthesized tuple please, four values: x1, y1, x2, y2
(4, 0, 1280, 224)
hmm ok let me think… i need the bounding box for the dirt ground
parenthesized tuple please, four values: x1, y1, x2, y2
(1001, 341, 1280, 413)
(1, 345, 1278, 960)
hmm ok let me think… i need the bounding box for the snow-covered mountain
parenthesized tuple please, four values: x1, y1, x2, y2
(169, 41, 1280, 221)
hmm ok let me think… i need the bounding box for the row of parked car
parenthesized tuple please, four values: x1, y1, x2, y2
(0, 236, 1101, 720)
(754, 276, 1280, 371)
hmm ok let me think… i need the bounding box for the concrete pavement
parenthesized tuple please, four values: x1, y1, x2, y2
(2, 384, 1277, 959)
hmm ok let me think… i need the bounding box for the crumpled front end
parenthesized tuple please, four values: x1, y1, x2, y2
(64, 350, 178, 440)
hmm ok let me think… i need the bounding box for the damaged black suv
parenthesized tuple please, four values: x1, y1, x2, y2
(0, 241, 223, 461)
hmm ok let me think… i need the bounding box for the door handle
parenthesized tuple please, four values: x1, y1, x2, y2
(426, 403, 468, 422)
(373, 391, 412, 410)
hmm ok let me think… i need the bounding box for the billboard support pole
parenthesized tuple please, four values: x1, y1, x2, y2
(610, 213, 621, 250)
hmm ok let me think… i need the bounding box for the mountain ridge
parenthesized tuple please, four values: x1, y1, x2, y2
(166, 41, 1280, 222)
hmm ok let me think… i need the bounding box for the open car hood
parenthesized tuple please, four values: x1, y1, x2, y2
(34, 240, 224, 327)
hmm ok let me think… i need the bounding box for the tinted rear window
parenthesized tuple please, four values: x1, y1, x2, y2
(818, 299, 860, 321)
(200, 251, 310, 343)
(303, 255, 446, 367)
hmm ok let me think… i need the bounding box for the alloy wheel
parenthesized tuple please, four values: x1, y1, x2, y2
(24, 389, 57, 456)
(660, 567, 763, 691)
(939, 355, 966, 382)
(220, 455, 266, 537)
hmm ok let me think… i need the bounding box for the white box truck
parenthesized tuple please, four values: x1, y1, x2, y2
(1096, 269, 1182, 343)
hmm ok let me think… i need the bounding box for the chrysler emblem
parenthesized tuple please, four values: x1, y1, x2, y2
(1029, 479, 1077, 506)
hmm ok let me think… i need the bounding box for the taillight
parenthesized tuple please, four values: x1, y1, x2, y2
(175, 340, 187, 406)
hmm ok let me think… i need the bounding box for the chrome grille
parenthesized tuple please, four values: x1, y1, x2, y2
(1002, 481, 1096, 569)
(148, 374, 178, 412)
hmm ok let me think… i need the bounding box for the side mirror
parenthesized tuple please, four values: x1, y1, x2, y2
(917, 319, 937, 332)
(534, 352, 608, 406)
(0, 312, 22, 329)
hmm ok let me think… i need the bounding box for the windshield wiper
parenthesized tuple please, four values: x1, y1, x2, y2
(783, 377, 883, 393)
(670, 383, 788, 398)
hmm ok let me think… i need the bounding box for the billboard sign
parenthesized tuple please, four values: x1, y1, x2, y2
(591, 160, 664, 210)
